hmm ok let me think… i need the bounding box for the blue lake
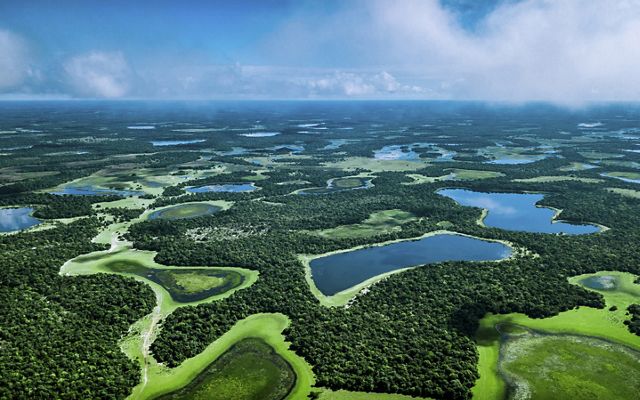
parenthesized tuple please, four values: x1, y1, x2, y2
(310, 233, 511, 296)
(0, 208, 42, 233)
(374, 145, 420, 161)
(186, 183, 256, 193)
(437, 189, 601, 234)
(51, 186, 144, 196)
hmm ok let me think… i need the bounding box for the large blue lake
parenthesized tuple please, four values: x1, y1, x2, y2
(310, 233, 511, 296)
(0, 208, 42, 233)
(438, 189, 601, 234)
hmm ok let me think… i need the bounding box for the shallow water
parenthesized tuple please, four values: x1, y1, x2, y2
(438, 189, 601, 234)
(151, 139, 206, 146)
(51, 185, 144, 197)
(186, 183, 256, 193)
(310, 233, 511, 295)
(0, 207, 42, 232)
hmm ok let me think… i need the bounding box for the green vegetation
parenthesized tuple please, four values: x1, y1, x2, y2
(158, 338, 295, 400)
(603, 171, 640, 180)
(446, 169, 505, 180)
(502, 334, 640, 399)
(324, 157, 429, 172)
(473, 271, 640, 400)
(513, 175, 602, 183)
(316, 209, 417, 239)
(317, 389, 429, 399)
(130, 313, 315, 400)
(607, 187, 640, 199)
(558, 162, 597, 172)
(147, 202, 230, 220)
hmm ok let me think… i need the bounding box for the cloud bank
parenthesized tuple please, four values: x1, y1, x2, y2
(2, 0, 640, 103)
(0, 30, 30, 90)
(64, 51, 131, 98)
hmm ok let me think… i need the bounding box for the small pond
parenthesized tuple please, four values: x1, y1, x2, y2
(437, 189, 601, 234)
(580, 275, 617, 290)
(310, 233, 511, 296)
(0, 207, 42, 233)
(186, 183, 257, 193)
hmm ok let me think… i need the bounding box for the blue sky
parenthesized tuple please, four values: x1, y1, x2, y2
(1, 0, 639, 103)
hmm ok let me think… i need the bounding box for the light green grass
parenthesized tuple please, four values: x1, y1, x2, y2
(603, 171, 640, 180)
(402, 174, 452, 185)
(557, 162, 597, 172)
(473, 271, 640, 400)
(324, 157, 429, 172)
(607, 187, 640, 199)
(512, 175, 603, 183)
(317, 388, 430, 399)
(131, 313, 315, 400)
(501, 334, 640, 400)
(446, 169, 505, 181)
(316, 210, 417, 239)
(579, 151, 624, 160)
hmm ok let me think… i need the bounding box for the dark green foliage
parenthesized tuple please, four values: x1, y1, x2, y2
(625, 304, 640, 336)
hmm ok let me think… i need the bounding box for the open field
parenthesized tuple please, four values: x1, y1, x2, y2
(512, 175, 603, 183)
(323, 157, 430, 172)
(446, 169, 505, 180)
(473, 271, 640, 400)
(607, 187, 640, 198)
(315, 210, 417, 239)
(157, 338, 295, 400)
(128, 313, 315, 400)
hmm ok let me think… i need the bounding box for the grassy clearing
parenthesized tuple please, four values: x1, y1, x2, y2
(157, 338, 295, 400)
(512, 175, 603, 183)
(402, 173, 451, 185)
(603, 171, 640, 180)
(316, 210, 417, 239)
(473, 271, 640, 400)
(323, 157, 429, 172)
(147, 203, 223, 220)
(501, 334, 640, 399)
(607, 187, 640, 199)
(446, 169, 505, 181)
(131, 313, 315, 400)
(557, 162, 597, 172)
(579, 151, 624, 160)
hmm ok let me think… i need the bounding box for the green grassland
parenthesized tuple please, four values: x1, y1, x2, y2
(446, 169, 505, 180)
(578, 151, 624, 160)
(402, 173, 447, 185)
(317, 389, 430, 400)
(157, 338, 295, 400)
(501, 333, 640, 400)
(603, 171, 640, 180)
(324, 157, 430, 172)
(130, 313, 315, 400)
(473, 271, 640, 400)
(147, 203, 224, 220)
(315, 210, 417, 239)
(557, 162, 597, 172)
(607, 187, 640, 198)
(512, 175, 603, 183)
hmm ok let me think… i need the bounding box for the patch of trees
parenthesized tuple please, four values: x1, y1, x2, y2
(625, 304, 640, 336)
(0, 219, 155, 399)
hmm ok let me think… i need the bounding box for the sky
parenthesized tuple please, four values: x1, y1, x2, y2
(1, 0, 640, 104)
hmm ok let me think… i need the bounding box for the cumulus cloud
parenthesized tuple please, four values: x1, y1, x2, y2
(264, 0, 640, 103)
(64, 51, 131, 98)
(0, 30, 30, 90)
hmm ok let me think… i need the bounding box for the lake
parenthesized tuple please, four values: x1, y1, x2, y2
(438, 189, 601, 234)
(0, 207, 42, 233)
(186, 183, 256, 193)
(309, 233, 511, 296)
(51, 185, 144, 196)
(150, 139, 206, 146)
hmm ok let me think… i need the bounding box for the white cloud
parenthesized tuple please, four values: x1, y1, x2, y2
(64, 51, 131, 98)
(0, 30, 29, 90)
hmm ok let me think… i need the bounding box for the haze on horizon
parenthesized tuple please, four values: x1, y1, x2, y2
(1, 0, 639, 105)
